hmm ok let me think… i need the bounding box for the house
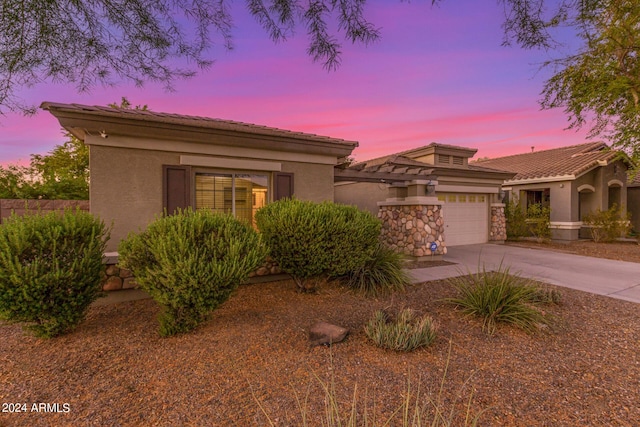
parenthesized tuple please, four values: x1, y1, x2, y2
(475, 142, 631, 240)
(335, 143, 515, 250)
(629, 174, 640, 233)
(42, 102, 358, 251)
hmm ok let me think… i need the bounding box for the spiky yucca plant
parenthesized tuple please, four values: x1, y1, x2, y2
(445, 264, 551, 335)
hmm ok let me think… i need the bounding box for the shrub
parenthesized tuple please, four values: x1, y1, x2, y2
(118, 209, 267, 336)
(255, 199, 381, 291)
(582, 204, 631, 243)
(340, 242, 411, 297)
(0, 209, 109, 338)
(526, 203, 551, 241)
(365, 308, 437, 351)
(505, 198, 528, 240)
(445, 264, 551, 335)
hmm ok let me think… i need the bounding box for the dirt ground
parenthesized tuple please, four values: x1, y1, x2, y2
(1, 261, 639, 426)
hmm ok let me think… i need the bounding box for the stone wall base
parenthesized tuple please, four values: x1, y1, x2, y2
(100, 256, 283, 291)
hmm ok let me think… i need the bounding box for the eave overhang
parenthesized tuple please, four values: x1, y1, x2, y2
(41, 102, 358, 158)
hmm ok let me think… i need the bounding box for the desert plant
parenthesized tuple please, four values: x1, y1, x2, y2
(526, 203, 551, 241)
(255, 199, 381, 291)
(582, 204, 632, 243)
(118, 208, 267, 336)
(254, 342, 485, 427)
(445, 264, 551, 335)
(339, 242, 411, 297)
(0, 209, 109, 337)
(505, 198, 528, 240)
(528, 286, 563, 305)
(364, 308, 437, 352)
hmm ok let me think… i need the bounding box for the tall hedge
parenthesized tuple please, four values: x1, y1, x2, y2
(118, 209, 267, 336)
(0, 209, 109, 338)
(255, 199, 381, 290)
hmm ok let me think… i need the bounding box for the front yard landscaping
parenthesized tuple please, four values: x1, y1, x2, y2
(2, 275, 639, 426)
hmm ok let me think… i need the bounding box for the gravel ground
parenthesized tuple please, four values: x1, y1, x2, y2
(1, 258, 639, 426)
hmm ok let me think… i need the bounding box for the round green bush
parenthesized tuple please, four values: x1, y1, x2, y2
(118, 209, 267, 336)
(0, 209, 109, 338)
(255, 199, 381, 291)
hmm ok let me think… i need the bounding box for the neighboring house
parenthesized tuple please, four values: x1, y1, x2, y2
(475, 142, 631, 240)
(42, 102, 358, 251)
(335, 143, 515, 247)
(629, 173, 640, 233)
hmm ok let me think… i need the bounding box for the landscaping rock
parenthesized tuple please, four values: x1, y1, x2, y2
(309, 322, 349, 346)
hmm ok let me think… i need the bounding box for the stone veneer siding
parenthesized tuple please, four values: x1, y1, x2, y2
(489, 204, 507, 242)
(100, 257, 281, 291)
(378, 204, 447, 257)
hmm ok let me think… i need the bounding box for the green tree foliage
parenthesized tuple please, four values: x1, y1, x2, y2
(118, 209, 267, 336)
(538, 0, 640, 167)
(0, 133, 89, 199)
(0, 209, 109, 338)
(255, 199, 381, 291)
(0, 0, 380, 114)
(0, 98, 146, 200)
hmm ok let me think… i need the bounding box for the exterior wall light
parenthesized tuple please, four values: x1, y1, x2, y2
(426, 181, 436, 196)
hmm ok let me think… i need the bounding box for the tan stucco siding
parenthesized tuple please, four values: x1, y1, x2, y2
(334, 182, 389, 214)
(280, 162, 335, 203)
(90, 145, 180, 251)
(629, 187, 640, 232)
(90, 143, 338, 251)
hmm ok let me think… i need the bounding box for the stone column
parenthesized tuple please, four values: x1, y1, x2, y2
(378, 197, 447, 260)
(490, 203, 506, 242)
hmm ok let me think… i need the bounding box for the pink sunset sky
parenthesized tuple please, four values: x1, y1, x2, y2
(0, 0, 590, 166)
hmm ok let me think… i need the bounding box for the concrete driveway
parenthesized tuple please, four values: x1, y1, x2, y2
(409, 243, 640, 304)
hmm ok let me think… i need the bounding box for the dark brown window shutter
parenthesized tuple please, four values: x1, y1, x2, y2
(163, 165, 191, 214)
(273, 172, 294, 201)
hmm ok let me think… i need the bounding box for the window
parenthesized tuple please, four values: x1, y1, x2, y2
(458, 195, 466, 203)
(525, 189, 550, 209)
(448, 194, 456, 203)
(438, 194, 446, 202)
(469, 195, 476, 203)
(195, 173, 268, 226)
(163, 165, 294, 223)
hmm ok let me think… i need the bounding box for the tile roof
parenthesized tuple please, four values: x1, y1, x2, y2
(40, 102, 358, 147)
(473, 142, 620, 182)
(352, 145, 512, 176)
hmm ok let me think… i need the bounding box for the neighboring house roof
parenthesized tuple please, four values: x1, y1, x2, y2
(349, 143, 515, 181)
(41, 102, 358, 157)
(474, 142, 623, 184)
(629, 173, 640, 188)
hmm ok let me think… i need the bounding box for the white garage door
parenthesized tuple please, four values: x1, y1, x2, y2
(439, 193, 489, 246)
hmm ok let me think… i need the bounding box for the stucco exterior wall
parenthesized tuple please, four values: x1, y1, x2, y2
(281, 161, 335, 203)
(334, 182, 389, 214)
(91, 141, 339, 252)
(90, 145, 179, 251)
(628, 187, 640, 232)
